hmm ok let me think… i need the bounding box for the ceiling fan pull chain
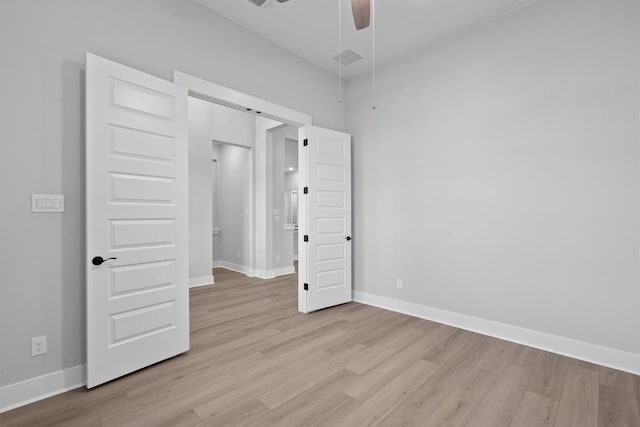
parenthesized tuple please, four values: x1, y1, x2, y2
(338, 0, 342, 103)
(372, 0, 376, 110)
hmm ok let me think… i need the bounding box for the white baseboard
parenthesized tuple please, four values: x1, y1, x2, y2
(254, 265, 296, 279)
(213, 260, 252, 276)
(214, 261, 295, 280)
(273, 265, 296, 277)
(353, 291, 640, 375)
(0, 365, 85, 413)
(189, 275, 214, 288)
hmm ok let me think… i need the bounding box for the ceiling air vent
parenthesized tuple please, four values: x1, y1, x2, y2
(333, 49, 363, 66)
(247, 0, 272, 8)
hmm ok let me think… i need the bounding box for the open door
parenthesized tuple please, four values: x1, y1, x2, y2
(86, 54, 189, 388)
(299, 126, 352, 313)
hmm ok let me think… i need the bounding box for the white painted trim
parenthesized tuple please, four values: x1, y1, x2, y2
(254, 266, 296, 280)
(213, 260, 253, 276)
(353, 291, 640, 375)
(173, 71, 312, 127)
(189, 275, 214, 288)
(0, 365, 85, 413)
(213, 261, 295, 280)
(177, 71, 310, 306)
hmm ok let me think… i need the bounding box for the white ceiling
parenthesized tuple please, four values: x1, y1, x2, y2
(195, 0, 536, 79)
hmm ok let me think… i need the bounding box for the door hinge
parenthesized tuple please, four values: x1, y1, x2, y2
(304, 235, 309, 242)
(303, 283, 309, 291)
(303, 187, 308, 194)
(303, 138, 308, 147)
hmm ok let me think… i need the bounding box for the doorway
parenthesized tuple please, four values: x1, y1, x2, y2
(187, 96, 300, 283)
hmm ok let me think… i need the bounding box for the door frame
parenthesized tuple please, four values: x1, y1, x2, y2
(210, 139, 253, 276)
(173, 71, 313, 312)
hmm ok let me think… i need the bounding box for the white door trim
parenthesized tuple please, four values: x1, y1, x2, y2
(173, 72, 312, 127)
(173, 71, 313, 312)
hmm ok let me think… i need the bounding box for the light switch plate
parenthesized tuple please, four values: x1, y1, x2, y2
(32, 194, 64, 213)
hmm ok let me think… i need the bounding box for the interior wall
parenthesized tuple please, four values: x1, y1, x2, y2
(285, 169, 299, 258)
(188, 98, 214, 282)
(270, 126, 299, 272)
(347, 0, 640, 354)
(212, 155, 221, 265)
(217, 145, 252, 268)
(0, 0, 346, 388)
(188, 97, 255, 282)
(254, 117, 284, 275)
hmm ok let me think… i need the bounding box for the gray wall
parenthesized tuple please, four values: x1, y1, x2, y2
(0, 0, 345, 387)
(347, 0, 639, 354)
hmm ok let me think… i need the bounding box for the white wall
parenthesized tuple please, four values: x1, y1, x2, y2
(211, 104, 255, 148)
(285, 170, 299, 258)
(347, 0, 639, 355)
(188, 98, 214, 282)
(254, 117, 284, 275)
(188, 97, 255, 282)
(217, 145, 252, 268)
(270, 126, 299, 271)
(0, 0, 345, 389)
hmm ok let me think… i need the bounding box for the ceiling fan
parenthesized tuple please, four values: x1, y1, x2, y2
(350, 0, 370, 30)
(252, 0, 371, 30)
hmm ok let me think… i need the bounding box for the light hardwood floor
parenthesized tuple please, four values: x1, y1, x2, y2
(2, 268, 639, 426)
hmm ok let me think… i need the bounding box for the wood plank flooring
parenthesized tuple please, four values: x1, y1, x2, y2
(2, 268, 639, 426)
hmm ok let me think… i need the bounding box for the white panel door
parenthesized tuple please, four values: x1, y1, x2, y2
(300, 126, 352, 312)
(86, 53, 189, 388)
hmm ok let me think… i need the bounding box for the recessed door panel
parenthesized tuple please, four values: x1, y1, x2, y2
(317, 218, 345, 235)
(110, 260, 175, 297)
(316, 191, 345, 208)
(109, 219, 175, 249)
(112, 79, 174, 119)
(110, 173, 175, 204)
(111, 125, 175, 163)
(316, 269, 346, 290)
(317, 244, 345, 263)
(315, 136, 345, 158)
(316, 163, 345, 183)
(110, 301, 176, 345)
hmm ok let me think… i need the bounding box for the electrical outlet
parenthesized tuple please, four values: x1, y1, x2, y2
(31, 336, 47, 357)
(275, 254, 280, 262)
(396, 278, 403, 289)
(236, 251, 241, 259)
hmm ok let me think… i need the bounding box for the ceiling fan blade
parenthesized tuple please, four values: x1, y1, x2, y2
(351, 0, 370, 30)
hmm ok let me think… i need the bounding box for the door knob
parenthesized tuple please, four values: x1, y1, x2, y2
(92, 256, 117, 266)
(346, 236, 352, 241)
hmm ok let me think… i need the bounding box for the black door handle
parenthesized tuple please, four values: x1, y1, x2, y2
(92, 256, 117, 266)
(346, 236, 352, 241)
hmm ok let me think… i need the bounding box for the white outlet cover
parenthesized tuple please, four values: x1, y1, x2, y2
(31, 336, 48, 357)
